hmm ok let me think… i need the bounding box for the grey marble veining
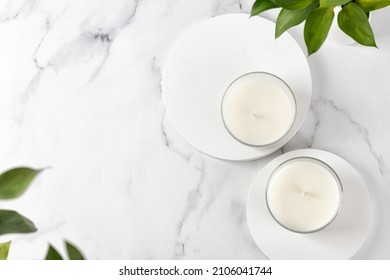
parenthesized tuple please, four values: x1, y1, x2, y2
(0, 0, 390, 259)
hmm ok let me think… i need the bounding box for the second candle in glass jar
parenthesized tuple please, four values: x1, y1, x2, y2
(221, 72, 296, 147)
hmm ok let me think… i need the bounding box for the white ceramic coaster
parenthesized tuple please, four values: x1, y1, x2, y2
(247, 149, 372, 259)
(162, 14, 312, 161)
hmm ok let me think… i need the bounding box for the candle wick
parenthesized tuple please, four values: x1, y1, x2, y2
(252, 112, 260, 119)
(302, 191, 309, 197)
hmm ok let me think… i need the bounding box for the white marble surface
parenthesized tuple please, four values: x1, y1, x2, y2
(0, 0, 389, 260)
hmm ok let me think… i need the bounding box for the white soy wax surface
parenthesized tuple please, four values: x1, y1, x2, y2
(222, 72, 296, 146)
(267, 157, 342, 233)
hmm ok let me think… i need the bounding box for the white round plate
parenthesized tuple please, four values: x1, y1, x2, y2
(247, 149, 372, 260)
(162, 14, 312, 161)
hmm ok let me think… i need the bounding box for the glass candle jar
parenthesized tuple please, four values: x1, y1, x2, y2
(266, 157, 343, 233)
(221, 72, 297, 147)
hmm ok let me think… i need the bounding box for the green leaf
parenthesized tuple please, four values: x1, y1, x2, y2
(338, 2, 377, 47)
(355, 0, 390, 11)
(304, 7, 334, 55)
(251, 0, 277, 17)
(320, 0, 351, 7)
(66, 241, 85, 260)
(45, 245, 63, 260)
(0, 210, 37, 236)
(0, 241, 11, 260)
(275, 1, 318, 38)
(275, 0, 314, 10)
(0, 167, 42, 199)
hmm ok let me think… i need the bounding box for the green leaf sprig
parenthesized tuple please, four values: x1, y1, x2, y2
(46, 241, 85, 260)
(0, 167, 41, 235)
(0, 167, 41, 260)
(0, 167, 86, 260)
(251, 0, 389, 55)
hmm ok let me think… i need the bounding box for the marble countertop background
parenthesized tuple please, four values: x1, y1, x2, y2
(0, 0, 389, 259)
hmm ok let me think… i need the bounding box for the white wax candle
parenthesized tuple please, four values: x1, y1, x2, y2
(222, 72, 296, 146)
(267, 157, 342, 233)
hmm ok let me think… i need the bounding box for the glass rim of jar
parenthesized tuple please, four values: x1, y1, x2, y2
(265, 156, 344, 234)
(221, 71, 297, 147)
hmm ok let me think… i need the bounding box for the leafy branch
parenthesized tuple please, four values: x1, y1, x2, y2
(0, 167, 40, 260)
(0, 167, 85, 260)
(45, 241, 85, 260)
(251, 0, 389, 54)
